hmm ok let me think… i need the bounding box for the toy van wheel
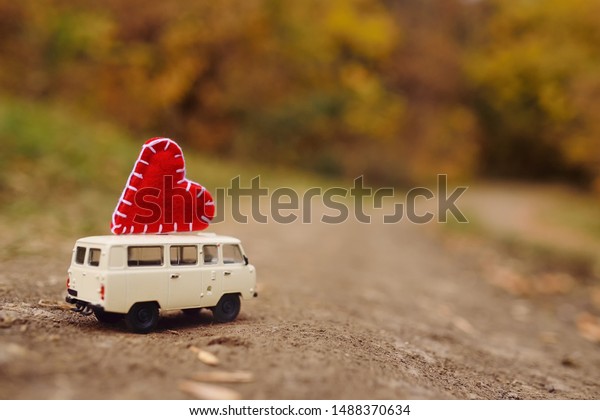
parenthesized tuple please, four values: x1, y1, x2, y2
(125, 302, 159, 333)
(93, 309, 123, 324)
(212, 294, 241, 323)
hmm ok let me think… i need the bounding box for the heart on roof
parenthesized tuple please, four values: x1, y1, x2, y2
(111, 137, 215, 234)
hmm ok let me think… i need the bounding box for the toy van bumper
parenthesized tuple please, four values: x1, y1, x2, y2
(65, 295, 104, 312)
(240, 289, 258, 299)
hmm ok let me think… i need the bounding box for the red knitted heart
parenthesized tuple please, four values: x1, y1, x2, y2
(111, 137, 214, 234)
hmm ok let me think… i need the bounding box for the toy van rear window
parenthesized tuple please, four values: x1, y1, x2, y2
(128, 246, 164, 267)
(75, 246, 86, 265)
(88, 248, 101, 266)
(223, 244, 244, 264)
(170, 245, 197, 265)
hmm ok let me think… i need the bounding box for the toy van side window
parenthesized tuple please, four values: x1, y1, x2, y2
(170, 245, 198, 266)
(202, 245, 218, 265)
(88, 248, 101, 267)
(223, 244, 244, 264)
(75, 246, 86, 265)
(128, 246, 164, 267)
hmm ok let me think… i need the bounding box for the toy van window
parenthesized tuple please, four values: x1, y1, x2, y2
(170, 245, 198, 265)
(223, 244, 244, 264)
(127, 246, 164, 267)
(75, 246, 86, 265)
(88, 248, 101, 267)
(202, 245, 218, 265)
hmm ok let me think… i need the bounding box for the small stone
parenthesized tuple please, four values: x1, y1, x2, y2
(190, 370, 254, 384)
(189, 346, 219, 366)
(561, 353, 579, 368)
(178, 380, 241, 400)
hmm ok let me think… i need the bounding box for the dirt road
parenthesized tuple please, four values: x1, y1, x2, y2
(1, 207, 599, 399)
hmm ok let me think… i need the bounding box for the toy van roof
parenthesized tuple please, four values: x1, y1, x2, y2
(75, 233, 241, 246)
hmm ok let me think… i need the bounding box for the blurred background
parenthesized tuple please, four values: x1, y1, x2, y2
(2, 0, 600, 265)
(2, 0, 600, 186)
(2, 1, 600, 398)
(1, 0, 600, 250)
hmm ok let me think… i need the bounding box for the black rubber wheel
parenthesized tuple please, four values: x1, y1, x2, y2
(212, 294, 241, 323)
(125, 302, 159, 333)
(93, 309, 123, 324)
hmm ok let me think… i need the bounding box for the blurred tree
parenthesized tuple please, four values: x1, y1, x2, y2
(467, 0, 600, 188)
(385, 0, 481, 183)
(5, 0, 598, 189)
(234, 0, 406, 179)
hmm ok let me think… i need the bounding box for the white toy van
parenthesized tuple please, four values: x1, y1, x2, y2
(65, 233, 257, 333)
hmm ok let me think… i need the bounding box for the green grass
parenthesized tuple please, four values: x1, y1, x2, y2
(0, 99, 133, 193)
(541, 189, 600, 241)
(0, 96, 345, 259)
(443, 188, 600, 279)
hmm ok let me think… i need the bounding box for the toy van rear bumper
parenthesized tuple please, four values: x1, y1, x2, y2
(65, 294, 104, 311)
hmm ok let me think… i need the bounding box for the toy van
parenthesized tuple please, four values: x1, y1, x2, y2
(65, 233, 257, 333)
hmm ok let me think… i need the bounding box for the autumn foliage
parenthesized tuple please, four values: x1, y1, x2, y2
(1, 0, 599, 188)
